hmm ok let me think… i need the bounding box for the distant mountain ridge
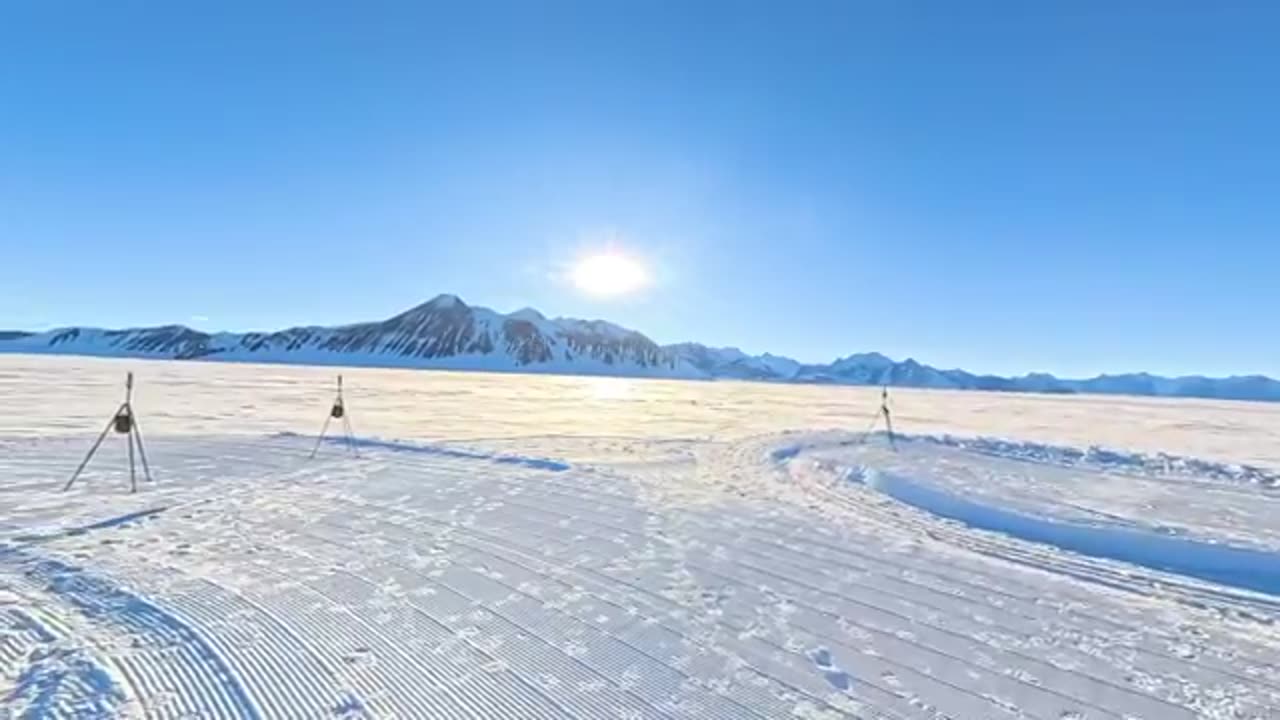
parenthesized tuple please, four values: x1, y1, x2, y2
(3, 294, 1278, 403)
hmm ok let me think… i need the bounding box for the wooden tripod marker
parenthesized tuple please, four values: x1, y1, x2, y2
(310, 374, 358, 458)
(65, 372, 154, 493)
(859, 386, 898, 450)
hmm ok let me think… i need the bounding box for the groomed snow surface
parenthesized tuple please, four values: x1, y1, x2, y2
(3, 356, 1280, 719)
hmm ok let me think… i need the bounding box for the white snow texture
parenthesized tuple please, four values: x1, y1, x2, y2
(3, 354, 1280, 719)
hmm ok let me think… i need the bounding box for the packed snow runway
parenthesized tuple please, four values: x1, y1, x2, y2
(4, 357, 1280, 719)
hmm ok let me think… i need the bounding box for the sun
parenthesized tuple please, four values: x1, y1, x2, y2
(571, 252, 649, 297)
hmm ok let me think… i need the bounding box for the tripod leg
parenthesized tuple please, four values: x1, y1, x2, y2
(64, 410, 120, 492)
(883, 409, 897, 451)
(310, 416, 333, 459)
(127, 423, 138, 493)
(342, 415, 358, 457)
(132, 419, 154, 483)
(858, 411, 880, 445)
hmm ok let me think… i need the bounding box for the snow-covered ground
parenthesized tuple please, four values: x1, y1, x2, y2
(3, 354, 1280, 719)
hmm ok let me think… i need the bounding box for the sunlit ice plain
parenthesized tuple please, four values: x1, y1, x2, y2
(5, 355, 1276, 466)
(5, 353, 1280, 719)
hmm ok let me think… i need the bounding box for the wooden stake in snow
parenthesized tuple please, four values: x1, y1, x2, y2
(65, 372, 154, 493)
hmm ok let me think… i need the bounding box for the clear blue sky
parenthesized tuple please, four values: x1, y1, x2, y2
(3, 2, 1277, 378)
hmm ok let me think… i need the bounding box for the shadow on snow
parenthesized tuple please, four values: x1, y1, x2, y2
(279, 431, 571, 472)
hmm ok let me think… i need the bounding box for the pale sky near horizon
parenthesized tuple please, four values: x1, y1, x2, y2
(3, 2, 1277, 378)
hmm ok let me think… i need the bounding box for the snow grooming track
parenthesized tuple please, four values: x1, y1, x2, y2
(378, 463, 1182, 719)
(251, 497, 867, 720)
(763, 433, 1280, 718)
(914, 433, 1280, 489)
(4, 431, 1280, 719)
(241, 435, 1280, 712)
(298, 459, 1063, 718)
(0, 544, 258, 719)
(226, 440, 802, 719)
(797, 466, 1280, 622)
(0, 601, 127, 718)
(782, 433, 1280, 616)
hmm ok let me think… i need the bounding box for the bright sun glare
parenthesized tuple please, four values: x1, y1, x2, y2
(571, 252, 649, 297)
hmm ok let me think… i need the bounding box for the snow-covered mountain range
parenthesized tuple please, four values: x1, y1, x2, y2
(3, 294, 1278, 402)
